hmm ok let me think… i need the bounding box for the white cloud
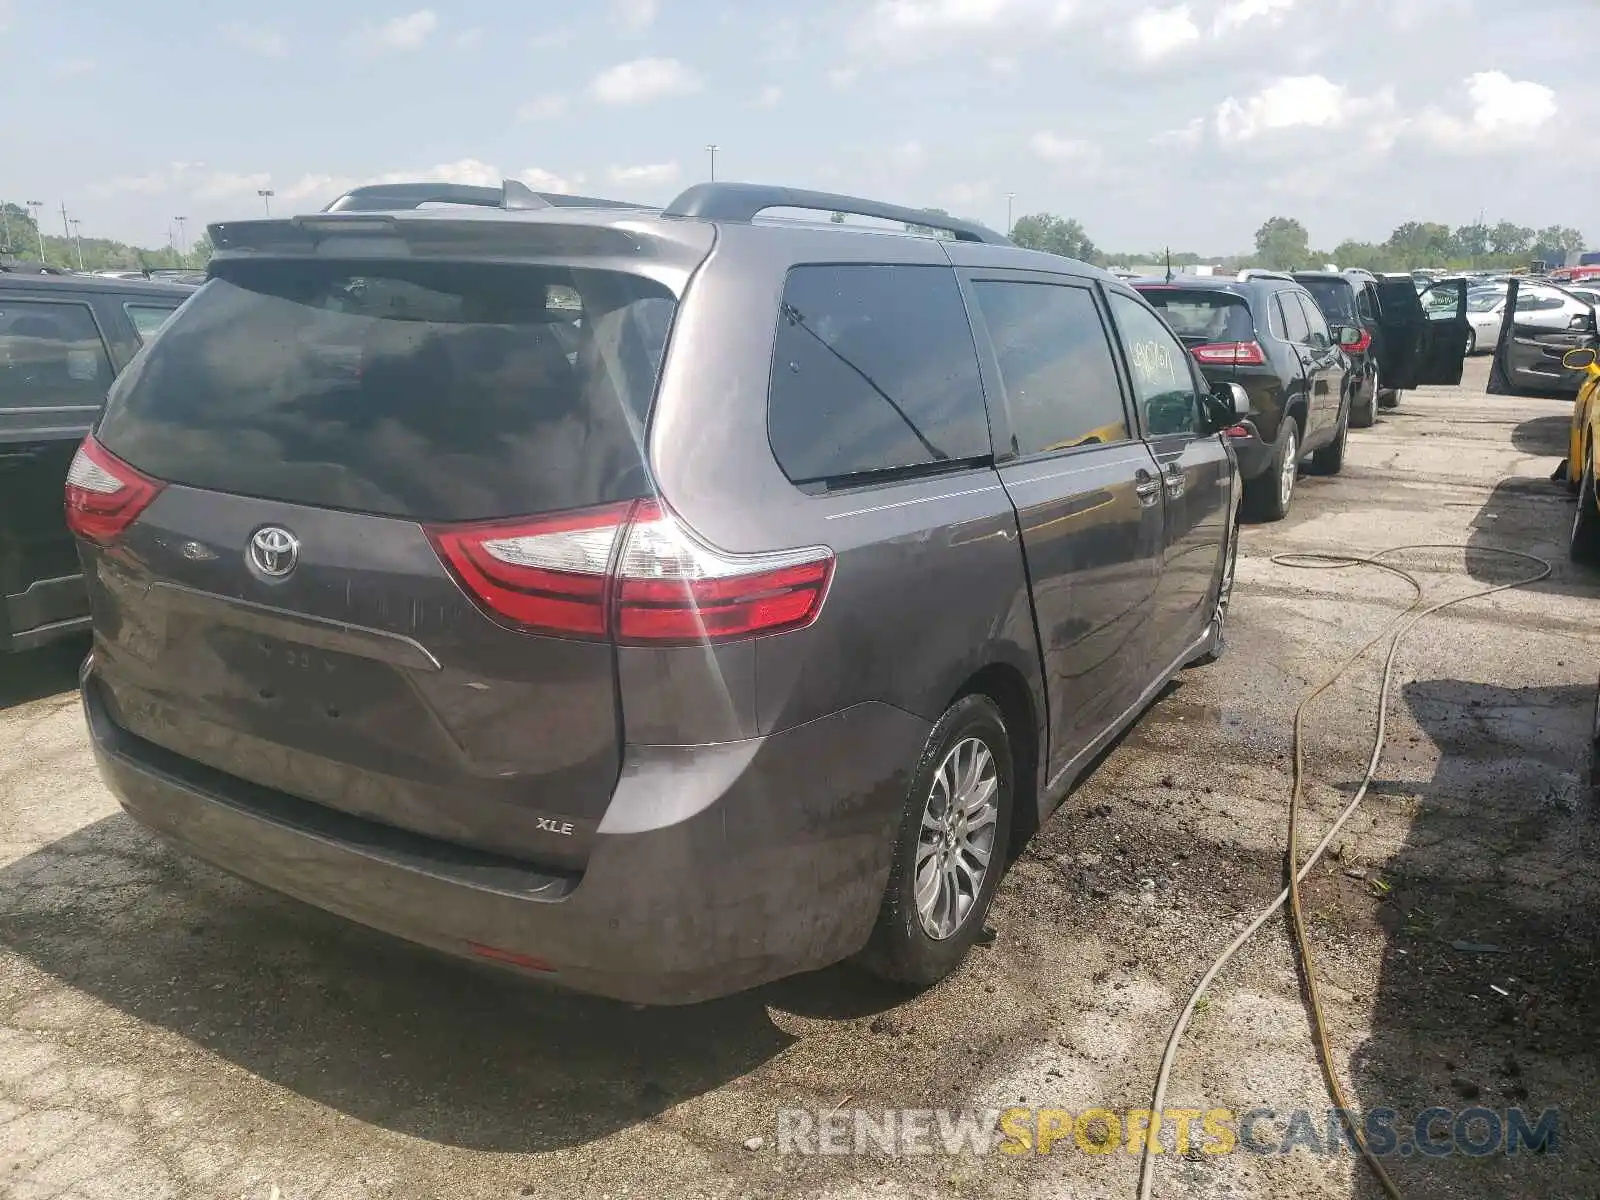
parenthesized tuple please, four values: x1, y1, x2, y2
(828, 66, 859, 89)
(849, 0, 1074, 62)
(941, 180, 993, 210)
(1152, 117, 1204, 148)
(221, 21, 288, 57)
(281, 173, 356, 203)
(612, 0, 658, 34)
(517, 168, 577, 193)
(1030, 130, 1095, 161)
(86, 162, 205, 199)
(374, 158, 500, 187)
(1215, 74, 1349, 142)
(988, 54, 1018, 74)
(349, 10, 437, 54)
(757, 84, 783, 106)
(194, 171, 273, 201)
(891, 139, 926, 170)
(608, 162, 681, 186)
(453, 27, 482, 48)
(517, 94, 569, 121)
(51, 58, 96, 76)
(1415, 70, 1558, 148)
(1211, 0, 1293, 34)
(1128, 5, 1199, 61)
(590, 57, 701, 105)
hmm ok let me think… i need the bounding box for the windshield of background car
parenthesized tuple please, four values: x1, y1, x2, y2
(1298, 279, 1356, 324)
(1467, 292, 1503, 313)
(96, 259, 676, 522)
(1133, 288, 1256, 344)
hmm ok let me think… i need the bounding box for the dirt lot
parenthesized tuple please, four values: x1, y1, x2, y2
(3, 357, 1597, 1200)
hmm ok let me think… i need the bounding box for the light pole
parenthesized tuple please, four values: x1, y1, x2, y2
(1005, 192, 1016, 236)
(69, 219, 84, 270)
(704, 144, 719, 182)
(25, 201, 46, 262)
(258, 188, 274, 216)
(174, 216, 188, 262)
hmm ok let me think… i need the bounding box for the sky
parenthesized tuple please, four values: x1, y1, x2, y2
(4, 0, 1595, 254)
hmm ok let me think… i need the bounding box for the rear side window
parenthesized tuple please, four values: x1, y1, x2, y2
(1135, 288, 1256, 345)
(97, 261, 675, 522)
(1298, 279, 1355, 325)
(1276, 293, 1311, 344)
(970, 280, 1128, 455)
(0, 300, 113, 411)
(124, 304, 178, 342)
(1356, 286, 1377, 323)
(767, 264, 989, 485)
(1296, 294, 1333, 347)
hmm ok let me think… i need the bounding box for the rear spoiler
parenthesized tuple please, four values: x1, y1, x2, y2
(322, 180, 653, 215)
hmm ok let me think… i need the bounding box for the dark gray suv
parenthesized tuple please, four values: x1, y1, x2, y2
(71, 180, 1242, 1003)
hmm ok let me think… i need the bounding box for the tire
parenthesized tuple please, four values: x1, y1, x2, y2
(1378, 388, 1401, 410)
(857, 694, 1016, 988)
(1590, 677, 1600, 806)
(1190, 520, 1238, 667)
(1309, 404, 1349, 476)
(1243, 416, 1299, 522)
(1465, 327, 1477, 355)
(1350, 366, 1377, 429)
(1571, 449, 1600, 566)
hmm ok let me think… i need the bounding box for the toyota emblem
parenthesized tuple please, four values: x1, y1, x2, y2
(248, 526, 300, 578)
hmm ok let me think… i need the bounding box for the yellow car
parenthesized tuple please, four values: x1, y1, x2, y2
(1565, 347, 1600, 562)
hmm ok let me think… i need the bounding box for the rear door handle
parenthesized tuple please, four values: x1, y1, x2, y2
(1162, 464, 1186, 498)
(1134, 471, 1161, 506)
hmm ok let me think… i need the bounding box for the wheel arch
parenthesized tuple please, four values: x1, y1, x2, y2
(951, 661, 1042, 856)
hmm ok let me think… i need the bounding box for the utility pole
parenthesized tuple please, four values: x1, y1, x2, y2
(26, 201, 45, 262)
(69, 219, 84, 270)
(174, 216, 188, 262)
(1005, 192, 1016, 237)
(704, 143, 719, 182)
(60, 201, 70, 243)
(258, 188, 274, 216)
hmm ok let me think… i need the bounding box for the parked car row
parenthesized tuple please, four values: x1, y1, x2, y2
(7, 180, 1468, 1006)
(1133, 267, 1467, 520)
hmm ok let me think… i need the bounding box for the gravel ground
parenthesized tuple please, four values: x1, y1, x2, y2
(2, 357, 1597, 1200)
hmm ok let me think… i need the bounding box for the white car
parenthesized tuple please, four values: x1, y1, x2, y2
(1441, 283, 1595, 354)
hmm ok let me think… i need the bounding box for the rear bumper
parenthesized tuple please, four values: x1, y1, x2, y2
(84, 663, 929, 1004)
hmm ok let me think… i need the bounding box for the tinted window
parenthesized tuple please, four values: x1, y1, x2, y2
(1297, 294, 1333, 347)
(1298, 278, 1356, 325)
(1356, 285, 1377, 323)
(767, 264, 989, 484)
(125, 304, 178, 341)
(1134, 288, 1255, 344)
(1277, 293, 1311, 344)
(98, 260, 675, 522)
(971, 281, 1127, 455)
(1107, 292, 1200, 436)
(0, 300, 113, 411)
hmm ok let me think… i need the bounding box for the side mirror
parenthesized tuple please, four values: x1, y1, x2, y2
(1337, 326, 1363, 348)
(1201, 382, 1248, 433)
(1568, 313, 1596, 333)
(1562, 347, 1598, 371)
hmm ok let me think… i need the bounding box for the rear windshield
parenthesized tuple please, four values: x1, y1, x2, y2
(1297, 278, 1356, 323)
(1135, 288, 1256, 344)
(97, 261, 674, 522)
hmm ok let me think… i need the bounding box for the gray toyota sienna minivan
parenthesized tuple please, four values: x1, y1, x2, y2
(71, 180, 1242, 1003)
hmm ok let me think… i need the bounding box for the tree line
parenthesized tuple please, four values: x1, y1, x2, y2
(1, 202, 210, 272)
(1001, 210, 1587, 273)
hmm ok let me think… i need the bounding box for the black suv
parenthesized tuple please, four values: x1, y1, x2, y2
(1294, 270, 1387, 426)
(1134, 272, 1352, 520)
(73, 179, 1244, 1003)
(1, 271, 191, 653)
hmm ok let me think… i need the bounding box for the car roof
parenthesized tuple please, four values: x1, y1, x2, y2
(0, 271, 194, 298)
(1129, 275, 1291, 298)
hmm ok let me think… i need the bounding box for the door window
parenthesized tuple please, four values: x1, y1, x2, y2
(1106, 292, 1201, 436)
(767, 264, 990, 484)
(1296, 294, 1333, 349)
(124, 304, 179, 342)
(1356, 286, 1377, 324)
(970, 280, 1128, 455)
(1276, 293, 1311, 345)
(0, 300, 113, 410)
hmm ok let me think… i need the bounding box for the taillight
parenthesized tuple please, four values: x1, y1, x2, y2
(64, 436, 164, 543)
(1192, 341, 1266, 366)
(427, 498, 834, 644)
(1345, 329, 1373, 354)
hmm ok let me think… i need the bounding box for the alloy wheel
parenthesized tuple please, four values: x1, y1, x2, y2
(1278, 427, 1298, 512)
(915, 736, 1000, 940)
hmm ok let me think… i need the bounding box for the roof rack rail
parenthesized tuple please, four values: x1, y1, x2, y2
(661, 183, 1011, 245)
(322, 179, 551, 213)
(1235, 269, 1296, 283)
